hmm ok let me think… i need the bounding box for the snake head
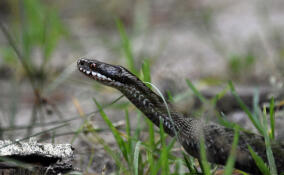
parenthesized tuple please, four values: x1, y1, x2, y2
(77, 58, 137, 88)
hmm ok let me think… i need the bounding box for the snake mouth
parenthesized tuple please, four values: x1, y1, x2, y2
(77, 58, 113, 82)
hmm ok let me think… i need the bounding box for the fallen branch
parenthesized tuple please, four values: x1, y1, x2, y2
(0, 138, 74, 175)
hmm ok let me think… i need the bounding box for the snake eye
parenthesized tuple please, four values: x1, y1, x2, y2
(90, 63, 96, 69)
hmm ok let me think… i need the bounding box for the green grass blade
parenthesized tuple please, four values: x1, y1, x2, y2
(86, 149, 95, 172)
(91, 129, 127, 172)
(134, 112, 142, 141)
(142, 59, 151, 88)
(146, 118, 155, 149)
(124, 109, 135, 172)
(116, 19, 137, 75)
(183, 153, 198, 174)
(144, 82, 177, 136)
(248, 145, 270, 175)
(186, 79, 207, 104)
(199, 135, 211, 175)
(93, 98, 129, 162)
(262, 107, 277, 175)
(269, 97, 275, 140)
(125, 109, 132, 153)
(211, 85, 230, 107)
(174, 159, 183, 174)
(218, 112, 246, 131)
(134, 141, 141, 175)
(252, 89, 260, 118)
(165, 137, 177, 153)
(146, 118, 156, 175)
(166, 90, 174, 103)
(228, 81, 263, 135)
(224, 126, 240, 175)
(159, 122, 169, 175)
(70, 121, 86, 144)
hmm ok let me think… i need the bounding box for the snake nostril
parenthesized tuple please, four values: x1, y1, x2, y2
(77, 59, 85, 66)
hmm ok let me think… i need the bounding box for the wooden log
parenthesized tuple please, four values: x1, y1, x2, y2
(0, 138, 74, 175)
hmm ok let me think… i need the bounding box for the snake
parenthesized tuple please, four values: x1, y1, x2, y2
(77, 58, 284, 174)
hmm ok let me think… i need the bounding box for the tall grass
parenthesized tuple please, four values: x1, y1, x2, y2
(1, 0, 67, 79)
(0, 0, 68, 137)
(116, 19, 137, 76)
(229, 81, 278, 174)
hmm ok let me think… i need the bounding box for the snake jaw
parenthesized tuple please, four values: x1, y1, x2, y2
(77, 58, 114, 83)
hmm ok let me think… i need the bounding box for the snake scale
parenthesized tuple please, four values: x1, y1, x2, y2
(77, 58, 284, 174)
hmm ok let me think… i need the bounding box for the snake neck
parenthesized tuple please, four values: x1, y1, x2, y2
(118, 84, 179, 136)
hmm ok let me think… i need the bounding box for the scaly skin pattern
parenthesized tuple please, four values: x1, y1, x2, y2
(77, 58, 284, 174)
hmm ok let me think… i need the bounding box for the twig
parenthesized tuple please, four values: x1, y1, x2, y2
(0, 21, 36, 91)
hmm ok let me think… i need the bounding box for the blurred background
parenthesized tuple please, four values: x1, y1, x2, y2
(0, 0, 284, 174)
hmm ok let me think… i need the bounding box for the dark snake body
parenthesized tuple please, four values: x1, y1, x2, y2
(77, 58, 284, 174)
